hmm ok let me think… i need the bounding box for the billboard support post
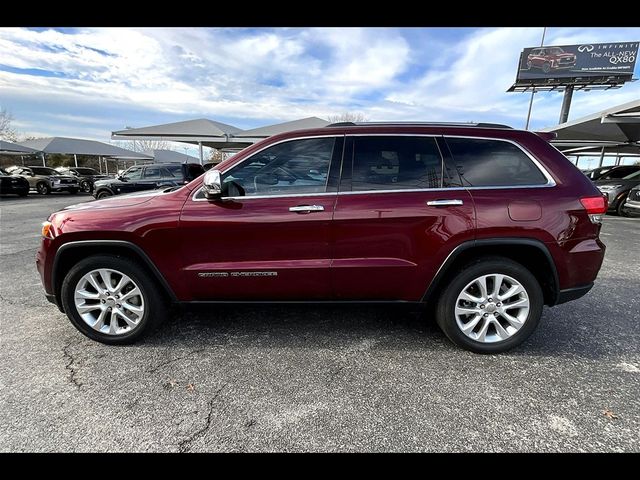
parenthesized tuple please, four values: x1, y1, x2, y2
(559, 85, 574, 124)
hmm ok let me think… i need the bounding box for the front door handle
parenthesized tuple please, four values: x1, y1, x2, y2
(289, 205, 325, 213)
(426, 199, 464, 207)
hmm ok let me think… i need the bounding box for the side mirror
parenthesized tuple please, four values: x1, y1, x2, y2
(203, 169, 222, 200)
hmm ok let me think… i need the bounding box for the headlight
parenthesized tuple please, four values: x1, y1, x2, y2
(598, 185, 622, 191)
(41, 221, 54, 239)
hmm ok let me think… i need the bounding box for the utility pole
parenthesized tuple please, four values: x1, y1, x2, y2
(525, 27, 547, 130)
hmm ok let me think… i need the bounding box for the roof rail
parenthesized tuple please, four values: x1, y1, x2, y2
(326, 121, 513, 129)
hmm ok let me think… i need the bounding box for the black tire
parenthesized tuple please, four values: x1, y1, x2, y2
(68, 188, 79, 195)
(80, 180, 92, 193)
(61, 254, 168, 345)
(36, 182, 51, 195)
(542, 62, 551, 73)
(435, 256, 543, 354)
(96, 190, 113, 199)
(616, 194, 629, 217)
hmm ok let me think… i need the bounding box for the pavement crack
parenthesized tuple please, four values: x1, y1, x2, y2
(62, 341, 83, 389)
(178, 383, 227, 453)
(146, 348, 205, 374)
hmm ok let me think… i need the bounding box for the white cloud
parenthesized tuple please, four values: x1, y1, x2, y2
(0, 27, 639, 142)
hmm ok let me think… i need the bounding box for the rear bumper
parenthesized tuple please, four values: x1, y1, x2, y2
(556, 283, 593, 305)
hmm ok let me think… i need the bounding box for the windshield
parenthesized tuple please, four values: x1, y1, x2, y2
(31, 167, 61, 176)
(623, 170, 640, 180)
(548, 47, 565, 55)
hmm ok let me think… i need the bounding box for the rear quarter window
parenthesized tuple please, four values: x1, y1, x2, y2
(445, 137, 548, 187)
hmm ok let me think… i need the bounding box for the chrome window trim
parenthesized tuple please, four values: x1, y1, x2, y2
(192, 134, 343, 202)
(192, 189, 338, 201)
(191, 133, 557, 201)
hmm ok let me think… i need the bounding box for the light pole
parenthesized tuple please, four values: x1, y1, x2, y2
(525, 27, 547, 130)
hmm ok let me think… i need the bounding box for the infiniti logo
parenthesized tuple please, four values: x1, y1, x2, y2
(578, 44, 594, 52)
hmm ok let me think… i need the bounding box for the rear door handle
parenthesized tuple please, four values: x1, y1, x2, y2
(289, 205, 325, 213)
(426, 199, 464, 207)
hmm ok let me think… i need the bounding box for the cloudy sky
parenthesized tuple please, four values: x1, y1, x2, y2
(1, 27, 639, 154)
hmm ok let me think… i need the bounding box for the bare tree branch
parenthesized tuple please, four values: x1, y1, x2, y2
(327, 112, 370, 124)
(115, 139, 171, 153)
(0, 107, 18, 142)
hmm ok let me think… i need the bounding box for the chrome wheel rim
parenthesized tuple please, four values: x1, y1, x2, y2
(454, 273, 530, 344)
(74, 268, 145, 335)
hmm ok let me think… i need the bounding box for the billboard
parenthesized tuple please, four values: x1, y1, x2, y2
(513, 42, 638, 86)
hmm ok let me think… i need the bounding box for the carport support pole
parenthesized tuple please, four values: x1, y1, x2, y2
(98, 156, 102, 173)
(598, 146, 605, 168)
(74, 154, 78, 167)
(41, 152, 46, 167)
(559, 85, 574, 124)
(198, 141, 203, 165)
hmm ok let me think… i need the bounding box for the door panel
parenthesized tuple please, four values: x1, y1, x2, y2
(331, 135, 475, 301)
(179, 194, 336, 300)
(332, 190, 474, 300)
(178, 136, 343, 301)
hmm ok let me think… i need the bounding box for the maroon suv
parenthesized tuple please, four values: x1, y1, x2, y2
(36, 123, 607, 353)
(527, 47, 577, 73)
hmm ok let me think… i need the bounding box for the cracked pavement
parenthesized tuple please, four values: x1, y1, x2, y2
(0, 194, 639, 452)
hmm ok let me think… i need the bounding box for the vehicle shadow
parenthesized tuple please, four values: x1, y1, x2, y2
(138, 302, 622, 360)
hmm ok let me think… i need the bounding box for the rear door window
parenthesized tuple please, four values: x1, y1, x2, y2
(349, 136, 447, 191)
(444, 137, 548, 187)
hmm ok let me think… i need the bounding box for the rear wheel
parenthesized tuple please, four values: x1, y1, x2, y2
(80, 180, 92, 193)
(96, 190, 112, 199)
(36, 182, 51, 195)
(61, 255, 167, 344)
(435, 257, 543, 353)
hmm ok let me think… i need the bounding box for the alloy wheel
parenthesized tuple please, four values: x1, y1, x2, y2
(74, 268, 145, 335)
(454, 273, 530, 343)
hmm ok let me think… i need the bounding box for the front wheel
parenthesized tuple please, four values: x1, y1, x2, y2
(96, 190, 113, 199)
(80, 180, 92, 193)
(616, 194, 629, 217)
(542, 62, 551, 73)
(435, 257, 543, 353)
(36, 182, 51, 195)
(61, 254, 168, 344)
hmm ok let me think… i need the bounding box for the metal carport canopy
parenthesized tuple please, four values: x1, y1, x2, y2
(110, 116, 331, 152)
(17, 137, 152, 167)
(0, 140, 39, 155)
(541, 98, 640, 148)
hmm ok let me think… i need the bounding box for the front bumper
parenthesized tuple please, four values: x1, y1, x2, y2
(623, 199, 640, 210)
(51, 184, 78, 191)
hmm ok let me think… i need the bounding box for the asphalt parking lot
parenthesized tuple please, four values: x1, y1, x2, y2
(0, 193, 638, 452)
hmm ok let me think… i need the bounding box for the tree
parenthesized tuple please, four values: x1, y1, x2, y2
(115, 138, 171, 153)
(208, 149, 227, 164)
(327, 112, 370, 124)
(0, 107, 18, 142)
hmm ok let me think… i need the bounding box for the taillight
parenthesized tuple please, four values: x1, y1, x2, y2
(580, 195, 607, 224)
